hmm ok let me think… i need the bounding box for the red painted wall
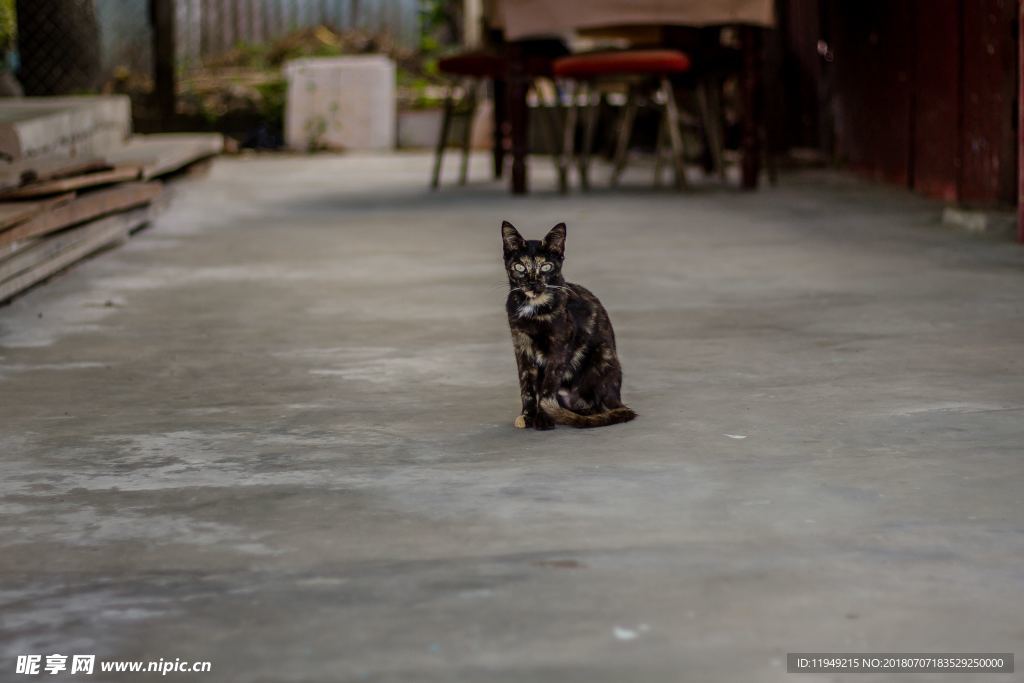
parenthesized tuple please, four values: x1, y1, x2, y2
(780, 0, 1018, 207)
(912, 0, 962, 202)
(960, 0, 1017, 204)
(828, 1, 916, 188)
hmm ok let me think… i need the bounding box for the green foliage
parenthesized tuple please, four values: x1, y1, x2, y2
(174, 8, 463, 134)
(420, 35, 439, 54)
(203, 26, 349, 70)
(418, 0, 460, 54)
(254, 78, 287, 127)
(422, 56, 439, 78)
(0, 0, 15, 53)
(303, 113, 329, 151)
(265, 25, 347, 66)
(226, 41, 271, 70)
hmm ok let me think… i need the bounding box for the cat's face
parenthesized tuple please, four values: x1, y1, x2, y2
(501, 222, 566, 298)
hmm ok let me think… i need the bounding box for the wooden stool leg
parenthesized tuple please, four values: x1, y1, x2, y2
(611, 85, 638, 188)
(431, 84, 456, 189)
(492, 77, 507, 179)
(653, 112, 667, 188)
(764, 120, 778, 186)
(578, 82, 598, 192)
(697, 77, 726, 183)
(529, 79, 564, 191)
(544, 81, 567, 192)
(558, 79, 578, 194)
(459, 81, 478, 185)
(678, 92, 696, 181)
(710, 76, 728, 183)
(660, 77, 688, 190)
(508, 44, 530, 195)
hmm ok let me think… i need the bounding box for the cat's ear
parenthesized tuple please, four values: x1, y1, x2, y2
(543, 223, 566, 257)
(501, 220, 524, 253)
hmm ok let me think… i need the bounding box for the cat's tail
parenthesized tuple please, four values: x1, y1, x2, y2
(540, 398, 637, 428)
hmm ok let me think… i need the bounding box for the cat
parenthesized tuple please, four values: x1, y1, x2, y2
(502, 220, 636, 430)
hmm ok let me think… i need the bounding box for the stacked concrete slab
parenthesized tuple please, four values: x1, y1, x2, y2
(0, 96, 223, 304)
(0, 96, 132, 162)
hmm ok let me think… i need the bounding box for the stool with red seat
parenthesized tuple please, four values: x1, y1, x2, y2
(432, 49, 564, 189)
(553, 49, 705, 191)
(432, 50, 504, 189)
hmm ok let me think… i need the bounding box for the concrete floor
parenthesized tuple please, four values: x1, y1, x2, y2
(1, 153, 1022, 682)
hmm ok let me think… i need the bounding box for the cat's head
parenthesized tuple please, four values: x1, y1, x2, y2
(501, 221, 566, 298)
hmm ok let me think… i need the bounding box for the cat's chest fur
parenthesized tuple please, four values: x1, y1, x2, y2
(506, 292, 569, 338)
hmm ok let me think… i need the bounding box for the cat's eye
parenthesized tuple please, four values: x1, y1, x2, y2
(513, 263, 527, 273)
(540, 263, 554, 272)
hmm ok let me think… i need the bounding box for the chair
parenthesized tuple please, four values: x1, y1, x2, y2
(432, 50, 504, 188)
(553, 49, 723, 192)
(432, 49, 565, 189)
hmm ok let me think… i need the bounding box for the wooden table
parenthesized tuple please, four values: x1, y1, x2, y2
(491, 0, 775, 194)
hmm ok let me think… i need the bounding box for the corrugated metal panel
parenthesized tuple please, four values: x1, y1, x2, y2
(97, 0, 419, 73)
(175, 0, 420, 67)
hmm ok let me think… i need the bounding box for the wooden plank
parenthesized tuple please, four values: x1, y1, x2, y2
(0, 156, 109, 191)
(0, 193, 75, 230)
(0, 211, 149, 303)
(104, 133, 224, 179)
(0, 238, 30, 260)
(0, 207, 151, 283)
(0, 96, 132, 163)
(0, 166, 143, 199)
(0, 182, 161, 249)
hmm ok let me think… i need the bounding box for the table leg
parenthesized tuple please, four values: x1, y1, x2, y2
(492, 76, 507, 179)
(507, 43, 529, 194)
(740, 25, 763, 190)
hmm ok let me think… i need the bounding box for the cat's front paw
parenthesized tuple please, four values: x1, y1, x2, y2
(513, 415, 528, 429)
(533, 412, 556, 431)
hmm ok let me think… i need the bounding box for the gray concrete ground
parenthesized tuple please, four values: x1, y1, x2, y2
(1, 153, 1023, 682)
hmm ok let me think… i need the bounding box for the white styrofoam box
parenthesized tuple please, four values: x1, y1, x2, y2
(0, 96, 132, 161)
(283, 56, 396, 152)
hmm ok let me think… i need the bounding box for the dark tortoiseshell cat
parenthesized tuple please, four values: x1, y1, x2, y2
(502, 221, 636, 430)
